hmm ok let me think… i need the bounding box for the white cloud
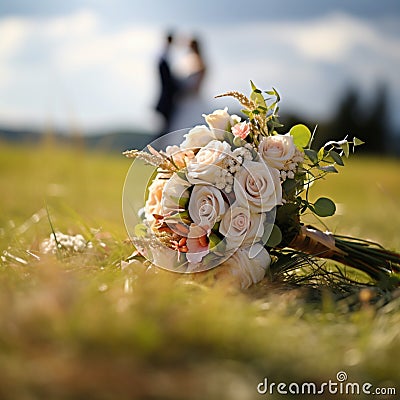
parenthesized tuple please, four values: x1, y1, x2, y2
(0, 9, 399, 130)
(202, 13, 400, 122)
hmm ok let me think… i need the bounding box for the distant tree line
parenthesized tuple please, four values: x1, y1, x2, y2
(279, 83, 397, 155)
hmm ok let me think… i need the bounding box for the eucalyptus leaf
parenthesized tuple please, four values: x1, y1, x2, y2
(318, 165, 338, 173)
(317, 148, 325, 162)
(329, 150, 344, 166)
(176, 170, 188, 181)
(304, 149, 318, 164)
(170, 195, 189, 209)
(341, 141, 350, 157)
(134, 223, 148, 237)
(313, 197, 336, 217)
(353, 137, 365, 146)
(265, 224, 283, 247)
(282, 178, 297, 197)
(289, 124, 311, 149)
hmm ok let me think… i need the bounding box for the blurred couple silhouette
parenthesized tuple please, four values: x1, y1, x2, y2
(155, 31, 207, 137)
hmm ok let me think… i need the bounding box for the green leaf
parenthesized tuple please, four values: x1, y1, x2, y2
(223, 131, 235, 146)
(250, 80, 267, 108)
(282, 178, 297, 197)
(329, 150, 344, 166)
(134, 223, 148, 237)
(353, 137, 365, 146)
(341, 141, 350, 157)
(170, 195, 189, 208)
(169, 210, 189, 219)
(317, 147, 325, 162)
(176, 170, 188, 181)
(289, 124, 311, 149)
(317, 165, 338, 173)
(265, 224, 282, 247)
(313, 197, 336, 217)
(209, 233, 226, 253)
(304, 149, 318, 164)
(233, 136, 245, 147)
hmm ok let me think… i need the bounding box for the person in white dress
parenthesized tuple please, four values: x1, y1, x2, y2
(169, 37, 208, 133)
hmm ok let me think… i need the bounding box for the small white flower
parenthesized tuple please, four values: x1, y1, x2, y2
(40, 232, 92, 254)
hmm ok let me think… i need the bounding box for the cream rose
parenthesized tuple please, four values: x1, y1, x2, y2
(258, 134, 296, 170)
(188, 184, 226, 228)
(186, 140, 232, 185)
(161, 173, 192, 214)
(219, 204, 265, 250)
(216, 244, 271, 289)
(144, 178, 168, 221)
(242, 212, 266, 248)
(180, 125, 216, 150)
(234, 160, 282, 212)
(203, 108, 241, 140)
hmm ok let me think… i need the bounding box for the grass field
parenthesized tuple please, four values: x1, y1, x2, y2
(0, 142, 399, 399)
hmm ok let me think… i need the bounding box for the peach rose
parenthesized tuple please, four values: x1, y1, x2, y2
(231, 121, 250, 139)
(144, 178, 167, 221)
(186, 224, 209, 264)
(165, 145, 195, 168)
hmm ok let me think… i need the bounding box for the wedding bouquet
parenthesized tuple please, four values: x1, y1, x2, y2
(123, 82, 400, 289)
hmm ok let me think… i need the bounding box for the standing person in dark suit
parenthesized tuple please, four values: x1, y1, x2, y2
(155, 32, 178, 137)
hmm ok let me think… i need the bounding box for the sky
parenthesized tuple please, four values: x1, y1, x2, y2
(1, 0, 400, 134)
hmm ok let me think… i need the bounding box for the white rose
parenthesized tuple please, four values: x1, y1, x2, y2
(161, 173, 192, 214)
(188, 185, 227, 228)
(186, 140, 232, 185)
(180, 125, 216, 150)
(242, 212, 266, 248)
(217, 244, 271, 289)
(219, 203, 265, 250)
(203, 108, 241, 140)
(234, 160, 282, 212)
(258, 134, 296, 170)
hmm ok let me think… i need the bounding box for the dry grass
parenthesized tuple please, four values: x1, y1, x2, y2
(0, 143, 399, 399)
